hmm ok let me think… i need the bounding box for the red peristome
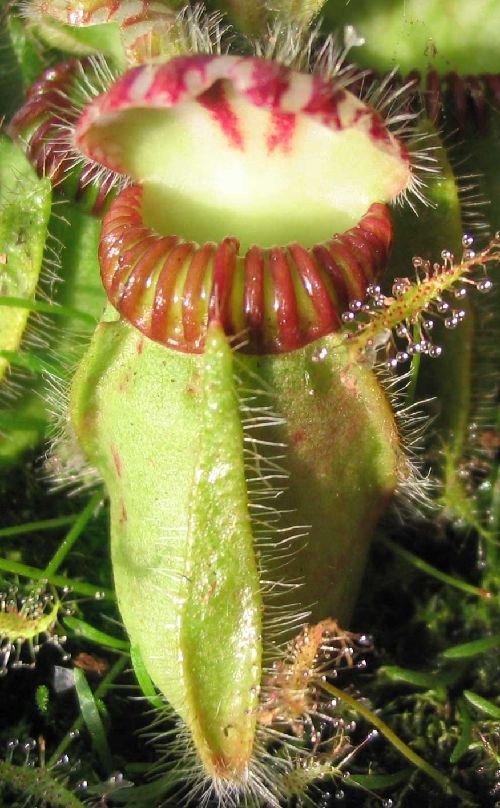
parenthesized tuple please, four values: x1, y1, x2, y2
(182, 243, 215, 344)
(9, 59, 122, 215)
(311, 245, 350, 311)
(10, 60, 78, 178)
(209, 238, 239, 332)
(269, 245, 302, 352)
(99, 186, 394, 354)
(288, 243, 342, 334)
(150, 243, 197, 345)
(74, 54, 411, 175)
(243, 247, 265, 345)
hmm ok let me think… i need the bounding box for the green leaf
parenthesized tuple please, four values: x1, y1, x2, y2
(450, 698, 473, 764)
(73, 666, 115, 772)
(130, 645, 164, 710)
(463, 690, 500, 719)
(0, 191, 106, 463)
(0, 515, 77, 538)
(381, 666, 459, 689)
(41, 18, 126, 67)
(63, 615, 129, 651)
(442, 635, 500, 659)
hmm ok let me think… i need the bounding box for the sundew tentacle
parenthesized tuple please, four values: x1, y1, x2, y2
(257, 619, 374, 734)
(0, 584, 61, 673)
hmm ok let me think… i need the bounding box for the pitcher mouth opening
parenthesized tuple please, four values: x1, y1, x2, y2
(73, 54, 410, 353)
(10, 53, 414, 353)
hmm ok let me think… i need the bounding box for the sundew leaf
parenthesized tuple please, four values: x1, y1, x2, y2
(388, 125, 469, 457)
(0, 760, 86, 808)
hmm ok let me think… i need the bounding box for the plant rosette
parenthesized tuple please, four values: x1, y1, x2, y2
(58, 52, 419, 798)
(3, 1, 500, 806)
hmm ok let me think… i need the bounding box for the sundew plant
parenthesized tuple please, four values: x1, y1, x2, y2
(1, 1, 500, 806)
